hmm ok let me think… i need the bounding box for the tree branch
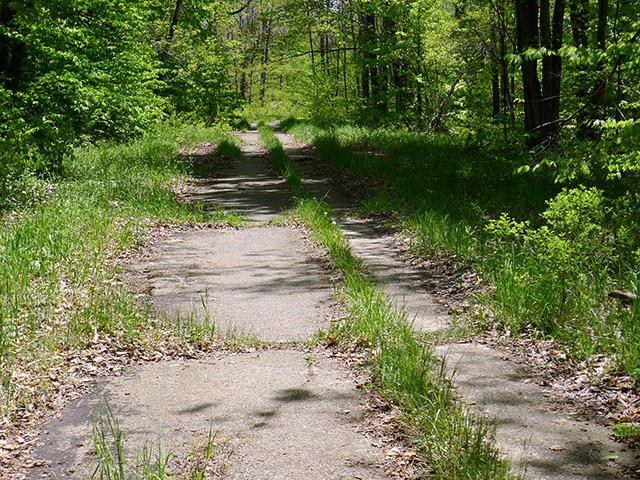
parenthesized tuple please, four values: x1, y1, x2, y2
(228, 0, 253, 15)
(426, 63, 473, 133)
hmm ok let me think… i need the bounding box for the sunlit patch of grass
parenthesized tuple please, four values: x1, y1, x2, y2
(258, 125, 305, 199)
(208, 206, 245, 227)
(215, 139, 242, 159)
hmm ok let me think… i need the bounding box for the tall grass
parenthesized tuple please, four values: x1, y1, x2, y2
(260, 125, 516, 480)
(285, 121, 640, 380)
(0, 123, 236, 422)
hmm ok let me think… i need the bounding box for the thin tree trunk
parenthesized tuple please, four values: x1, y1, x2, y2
(427, 64, 470, 132)
(540, 0, 565, 138)
(161, 0, 182, 64)
(492, 62, 500, 118)
(260, 8, 274, 105)
(360, 13, 376, 100)
(309, 29, 317, 93)
(592, 0, 609, 110)
(569, 0, 589, 47)
(491, 27, 501, 118)
(515, 0, 543, 142)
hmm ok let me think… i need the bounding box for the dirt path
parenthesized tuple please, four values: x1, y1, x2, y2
(28, 128, 639, 480)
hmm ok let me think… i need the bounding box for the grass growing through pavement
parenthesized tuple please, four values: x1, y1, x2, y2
(285, 121, 640, 381)
(92, 396, 225, 480)
(0, 123, 240, 424)
(258, 126, 516, 480)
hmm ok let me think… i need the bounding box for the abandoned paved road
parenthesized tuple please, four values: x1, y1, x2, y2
(29, 128, 639, 480)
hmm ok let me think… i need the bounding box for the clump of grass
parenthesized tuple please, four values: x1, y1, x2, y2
(92, 396, 172, 480)
(613, 423, 640, 444)
(92, 396, 225, 480)
(260, 125, 516, 480)
(258, 125, 305, 198)
(215, 140, 242, 159)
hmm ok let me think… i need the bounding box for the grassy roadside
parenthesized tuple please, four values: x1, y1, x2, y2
(283, 121, 640, 382)
(258, 126, 517, 480)
(0, 123, 240, 426)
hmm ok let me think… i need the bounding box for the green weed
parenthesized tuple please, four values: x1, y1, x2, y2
(92, 396, 172, 480)
(215, 140, 242, 159)
(91, 396, 225, 480)
(258, 125, 305, 198)
(613, 423, 640, 442)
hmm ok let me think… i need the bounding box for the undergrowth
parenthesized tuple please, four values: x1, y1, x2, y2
(285, 120, 640, 381)
(0, 123, 239, 423)
(259, 125, 516, 480)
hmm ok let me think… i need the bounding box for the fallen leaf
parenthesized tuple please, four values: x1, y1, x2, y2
(549, 445, 565, 451)
(386, 447, 402, 457)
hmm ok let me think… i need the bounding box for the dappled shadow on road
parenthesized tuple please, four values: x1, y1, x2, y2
(176, 402, 217, 415)
(135, 226, 335, 342)
(274, 388, 316, 403)
(179, 129, 293, 223)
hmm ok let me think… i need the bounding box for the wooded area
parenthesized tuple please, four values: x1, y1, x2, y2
(2, 1, 639, 158)
(0, 1, 636, 144)
(2, 0, 640, 378)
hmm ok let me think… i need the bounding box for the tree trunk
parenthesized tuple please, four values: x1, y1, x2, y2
(540, 0, 565, 138)
(161, 0, 182, 64)
(492, 61, 500, 118)
(360, 14, 376, 101)
(515, 0, 543, 142)
(569, 0, 589, 47)
(515, 0, 565, 146)
(259, 8, 274, 105)
(592, 0, 609, 110)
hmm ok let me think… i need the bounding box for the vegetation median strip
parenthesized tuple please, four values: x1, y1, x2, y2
(258, 125, 517, 480)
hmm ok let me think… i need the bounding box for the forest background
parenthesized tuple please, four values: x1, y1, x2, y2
(1, 0, 640, 437)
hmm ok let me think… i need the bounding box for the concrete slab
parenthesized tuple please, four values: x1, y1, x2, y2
(130, 226, 335, 342)
(30, 350, 389, 480)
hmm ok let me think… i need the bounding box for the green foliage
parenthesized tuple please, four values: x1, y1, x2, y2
(162, 37, 242, 123)
(613, 422, 640, 442)
(0, 1, 242, 176)
(213, 139, 242, 160)
(0, 1, 166, 173)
